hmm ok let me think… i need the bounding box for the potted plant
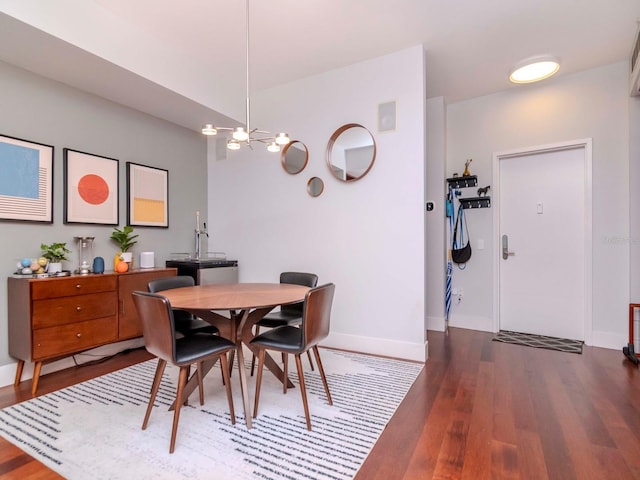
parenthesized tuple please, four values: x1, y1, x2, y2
(110, 226, 138, 267)
(41, 242, 71, 274)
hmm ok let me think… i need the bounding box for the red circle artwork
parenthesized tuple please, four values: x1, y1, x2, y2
(78, 174, 109, 205)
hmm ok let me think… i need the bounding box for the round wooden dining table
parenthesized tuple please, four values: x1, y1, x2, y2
(160, 282, 310, 429)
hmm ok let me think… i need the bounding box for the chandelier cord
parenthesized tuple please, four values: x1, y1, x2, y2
(245, 0, 250, 137)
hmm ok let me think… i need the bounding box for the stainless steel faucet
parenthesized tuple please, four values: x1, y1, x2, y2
(194, 211, 208, 259)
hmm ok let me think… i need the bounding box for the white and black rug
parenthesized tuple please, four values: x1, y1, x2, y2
(493, 330, 583, 354)
(0, 349, 422, 480)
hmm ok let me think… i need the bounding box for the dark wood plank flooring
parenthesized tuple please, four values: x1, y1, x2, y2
(0, 328, 639, 479)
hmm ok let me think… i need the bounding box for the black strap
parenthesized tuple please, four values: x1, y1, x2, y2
(452, 205, 470, 248)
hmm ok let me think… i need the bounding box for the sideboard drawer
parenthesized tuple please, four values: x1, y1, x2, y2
(33, 316, 118, 360)
(32, 292, 117, 328)
(31, 276, 117, 300)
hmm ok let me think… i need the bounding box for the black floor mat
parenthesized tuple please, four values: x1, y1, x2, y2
(493, 330, 583, 354)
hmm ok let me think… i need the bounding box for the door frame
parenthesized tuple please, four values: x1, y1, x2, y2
(491, 138, 593, 345)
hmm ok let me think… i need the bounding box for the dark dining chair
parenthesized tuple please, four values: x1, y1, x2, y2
(251, 283, 335, 430)
(250, 272, 319, 375)
(132, 291, 236, 453)
(148, 276, 219, 336)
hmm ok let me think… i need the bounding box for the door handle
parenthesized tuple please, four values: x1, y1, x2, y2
(502, 234, 515, 260)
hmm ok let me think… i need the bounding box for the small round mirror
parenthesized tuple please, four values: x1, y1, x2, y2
(281, 140, 308, 175)
(307, 177, 324, 197)
(326, 123, 376, 182)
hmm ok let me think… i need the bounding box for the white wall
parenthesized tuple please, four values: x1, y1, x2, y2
(207, 46, 427, 361)
(445, 62, 630, 349)
(426, 97, 446, 330)
(630, 95, 640, 301)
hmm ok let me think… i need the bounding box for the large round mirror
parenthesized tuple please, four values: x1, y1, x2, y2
(281, 140, 308, 175)
(307, 177, 324, 197)
(326, 123, 376, 182)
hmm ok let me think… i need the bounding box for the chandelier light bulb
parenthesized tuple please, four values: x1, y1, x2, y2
(267, 142, 281, 153)
(227, 140, 241, 150)
(232, 127, 249, 142)
(275, 133, 290, 145)
(201, 124, 218, 135)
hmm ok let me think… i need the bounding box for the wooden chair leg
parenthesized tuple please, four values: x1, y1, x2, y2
(143, 359, 166, 430)
(307, 350, 315, 371)
(282, 353, 288, 394)
(250, 325, 261, 376)
(228, 349, 235, 378)
(170, 366, 188, 453)
(253, 349, 266, 418)
(219, 353, 235, 424)
(312, 346, 332, 405)
(295, 354, 312, 430)
(196, 361, 205, 406)
(13, 360, 24, 388)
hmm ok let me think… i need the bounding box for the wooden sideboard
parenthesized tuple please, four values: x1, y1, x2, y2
(7, 267, 176, 394)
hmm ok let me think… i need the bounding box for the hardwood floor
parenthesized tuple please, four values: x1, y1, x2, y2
(0, 328, 638, 479)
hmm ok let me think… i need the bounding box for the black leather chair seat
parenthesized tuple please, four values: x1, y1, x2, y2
(256, 310, 302, 329)
(173, 310, 219, 335)
(249, 326, 303, 353)
(175, 335, 236, 366)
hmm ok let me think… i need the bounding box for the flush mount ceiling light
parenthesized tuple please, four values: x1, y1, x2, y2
(201, 0, 290, 152)
(509, 56, 560, 84)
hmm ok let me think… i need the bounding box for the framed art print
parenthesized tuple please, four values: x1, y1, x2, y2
(64, 148, 119, 225)
(0, 134, 54, 223)
(127, 162, 169, 227)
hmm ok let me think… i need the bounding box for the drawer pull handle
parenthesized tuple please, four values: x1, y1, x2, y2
(76, 333, 82, 338)
(76, 306, 81, 311)
(76, 284, 82, 289)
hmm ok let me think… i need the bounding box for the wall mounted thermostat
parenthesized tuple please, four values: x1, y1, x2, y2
(426, 201, 434, 212)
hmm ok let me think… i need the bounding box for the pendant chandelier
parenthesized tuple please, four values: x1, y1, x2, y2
(201, 0, 290, 152)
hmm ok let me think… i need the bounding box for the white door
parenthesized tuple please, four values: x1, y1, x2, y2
(498, 146, 586, 340)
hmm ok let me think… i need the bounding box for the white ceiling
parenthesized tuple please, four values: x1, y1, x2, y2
(0, 0, 639, 131)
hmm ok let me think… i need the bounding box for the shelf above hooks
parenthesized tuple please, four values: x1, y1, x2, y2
(446, 175, 477, 188)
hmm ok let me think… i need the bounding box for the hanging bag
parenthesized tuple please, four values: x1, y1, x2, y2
(451, 205, 472, 264)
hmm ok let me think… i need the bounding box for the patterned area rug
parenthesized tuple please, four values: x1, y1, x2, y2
(493, 330, 583, 354)
(0, 349, 423, 480)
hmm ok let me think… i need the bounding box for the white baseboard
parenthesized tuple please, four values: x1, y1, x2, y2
(427, 315, 445, 332)
(591, 330, 627, 351)
(0, 338, 145, 389)
(325, 332, 427, 362)
(448, 313, 494, 332)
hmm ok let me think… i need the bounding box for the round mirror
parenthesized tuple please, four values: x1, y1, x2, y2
(281, 140, 308, 175)
(326, 123, 376, 182)
(307, 177, 324, 197)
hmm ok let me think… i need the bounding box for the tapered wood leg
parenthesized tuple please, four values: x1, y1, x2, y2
(170, 366, 188, 453)
(31, 362, 43, 396)
(13, 360, 24, 388)
(295, 354, 311, 430)
(283, 354, 288, 394)
(253, 349, 266, 418)
(313, 346, 332, 405)
(143, 359, 166, 430)
(307, 350, 315, 371)
(196, 361, 204, 406)
(250, 325, 261, 376)
(219, 353, 235, 424)
(235, 341, 252, 429)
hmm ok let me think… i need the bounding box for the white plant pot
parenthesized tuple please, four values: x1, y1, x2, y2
(47, 262, 62, 274)
(121, 252, 133, 263)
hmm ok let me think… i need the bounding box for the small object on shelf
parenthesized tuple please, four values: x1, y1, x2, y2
(463, 159, 472, 176)
(477, 185, 490, 197)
